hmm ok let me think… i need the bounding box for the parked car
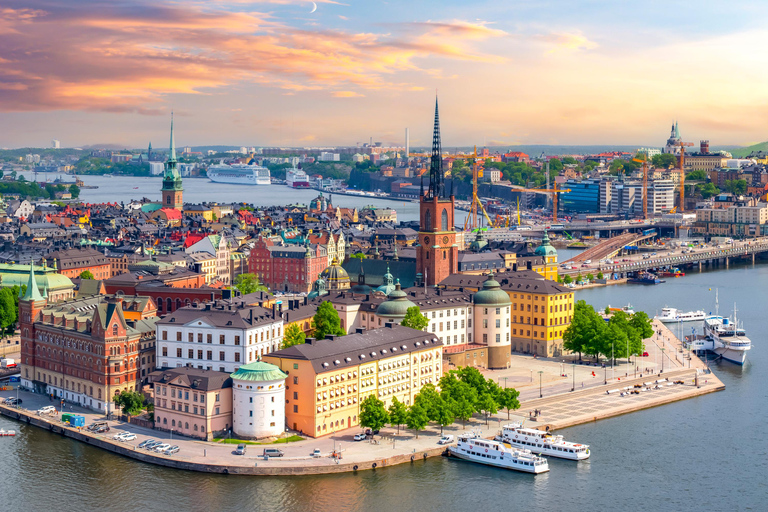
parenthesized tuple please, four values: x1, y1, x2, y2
(120, 433, 137, 442)
(37, 406, 56, 415)
(112, 431, 129, 440)
(138, 439, 156, 449)
(154, 443, 172, 453)
(263, 448, 284, 458)
(165, 445, 180, 455)
(353, 433, 366, 441)
(87, 421, 109, 432)
(438, 435, 455, 445)
(642, 351, 649, 357)
(310, 449, 322, 457)
(4, 398, 21, 405)
(234, 444, 247, 456)
(144, 440, 161, 450)
(364, 428, 379, 436)
(94, 425, 110, 433)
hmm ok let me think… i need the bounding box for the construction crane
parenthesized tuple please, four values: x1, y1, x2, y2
(461, 146, 496, 231)
(632, 155, 650, 220)
(514, 183, 571, 224)
(673, 140, 694, 212)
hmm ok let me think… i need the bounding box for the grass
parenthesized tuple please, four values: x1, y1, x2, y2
(214, 434, 304, 445)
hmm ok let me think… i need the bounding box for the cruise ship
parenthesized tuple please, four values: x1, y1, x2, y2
(657, 307, 707, 323)
(448, 431, 549, 473)
(286, 166, 310, 188)
(207, 163, 270, 185)
(495, 423, 590, 460)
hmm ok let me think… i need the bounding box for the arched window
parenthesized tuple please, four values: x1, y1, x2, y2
(172, 419, 176, 427)
(176, 298, 182, 310)
(112, 324, 118, 336)
(424, 209, 431, 231)
(167, 298, 173, 312)
(166, 196, 171, 205)
(441, 208, 448, 231)
(185, 422, 189, 430)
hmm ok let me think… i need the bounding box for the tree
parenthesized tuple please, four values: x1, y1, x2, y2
(597, 271, 604, 280)
(233, 273, 267, 295)
(113, 390, 145, 416)
(495, 387, 521, 420)
(698, 182, 720, 199)
(439, 373, 478, 427)
(563, 300, 605, 361)
(563, 275, 573, 284)
(312, 301, 346, 339)
(586, 273, 594, 282)
(406, 403, 429, 438)
(0, 288, 16, 334)
(401, 306, 429, 331)
(350, 252, 366, 260)
(79, 270, 94, 280)
(388, 397, 408, 434)
(561, 156, 577, 165)
(359, 395, 389, 433)
(432, 395, 455, 434)
(282, 323, 306, 348)
(725, 179, 747, 195)
(68, 184, 80, 198)
(686, 169, 707, 181)
(651, 153, 678, 169)
(477, 392, 498, 426)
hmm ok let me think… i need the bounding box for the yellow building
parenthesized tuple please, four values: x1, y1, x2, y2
(264, 324, 442, 437)
(187, 252, 217, 283)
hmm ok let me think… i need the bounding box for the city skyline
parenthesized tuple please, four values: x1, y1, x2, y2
(2, 0, 768, 148)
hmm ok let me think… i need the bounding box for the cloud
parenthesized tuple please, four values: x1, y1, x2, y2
(331, 91, 364, 97)
(540, 32, 598, 53)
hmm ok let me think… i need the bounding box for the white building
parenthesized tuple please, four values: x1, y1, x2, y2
(149, 162, 165, 175)
(319, 152, 340, 162)
(231, 361, 287, 438)
(156, 300, 284, 373)
(52, 139, 60, 149)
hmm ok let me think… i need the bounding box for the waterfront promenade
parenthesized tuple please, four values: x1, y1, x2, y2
(0, 320, 722, 475)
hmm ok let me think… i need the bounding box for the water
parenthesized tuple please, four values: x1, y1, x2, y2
(4, 179, 765, 511)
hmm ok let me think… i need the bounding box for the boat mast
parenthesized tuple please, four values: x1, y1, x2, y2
(715, 288, 719, 316)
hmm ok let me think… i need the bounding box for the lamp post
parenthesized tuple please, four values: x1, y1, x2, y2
(538, 370, 544, 398)
(661, 348, 665, 373)
(499, 377, 508, 389)
(530, 369, 532, 383)
(571, 363, 575, 392)
(603, 364, 607, 385)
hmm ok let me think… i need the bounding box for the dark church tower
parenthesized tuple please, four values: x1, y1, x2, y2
(161, 114, 183, 210)
(416, 97, 457, 286)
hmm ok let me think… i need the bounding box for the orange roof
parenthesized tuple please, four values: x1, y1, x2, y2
(159, 208, 182, 220)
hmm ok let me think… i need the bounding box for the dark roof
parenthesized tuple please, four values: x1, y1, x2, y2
(267, 324, 438, 374)
(343, 258, 417, 288)
(150, 367, 232, 391)
(157, 301, 280, 328)
(439, 269, 547, 290)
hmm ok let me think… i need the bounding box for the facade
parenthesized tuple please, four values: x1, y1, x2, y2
(692, 202, 768, 237)
(231, 361, 288, 439)
(46, 247, 111, 280)
(185, 235, 231, 285)
(19, 267, 158, 414)
(562, 178, 601, 213)
(151, 367, 233, 441)
(264, 324, 442, 437)
(249, 236, 328, 293)
(0, 263, 74, 302)
(161, 116, 184, 210)
(156, 299, 284, 373)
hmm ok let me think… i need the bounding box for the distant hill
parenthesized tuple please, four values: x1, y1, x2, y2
(728, 142, 768, 158)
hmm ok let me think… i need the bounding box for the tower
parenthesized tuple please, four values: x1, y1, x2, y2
(19, 262, 47, 393)
(417, 97, 457, 286)
(161, 114, 184, 210)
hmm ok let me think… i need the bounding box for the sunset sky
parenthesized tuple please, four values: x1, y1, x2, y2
(2, 0, 768, 149)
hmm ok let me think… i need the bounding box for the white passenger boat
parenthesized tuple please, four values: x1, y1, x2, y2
(657, 307, 707, 323)
(448, 431, 549, 473)
(207, 162, 270, 185)
(0, 429, 16, 436)
(703, 314, 751, 365)
(286, 166, 310, 188)
(495, 423, 590, 460)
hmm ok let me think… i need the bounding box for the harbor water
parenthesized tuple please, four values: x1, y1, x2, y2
(1, 178, 765, 511)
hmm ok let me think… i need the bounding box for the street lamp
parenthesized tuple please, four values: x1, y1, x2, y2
(604, 365, 607, 385)
(571, 362, 575, 392)
(661, 348, 665, 373)
(530, 369, 532, 383)
(538, 370, 544, 398)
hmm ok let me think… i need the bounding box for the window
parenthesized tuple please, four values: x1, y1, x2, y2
(188, 333, 193, 342)
(483, 334, 487, 343)
(496, 334, 501, 343)
(198, 333, 202, 342)
(483, 319, 488, 329)
(496, 319, 500, 328)
(293, 363, 299, 370)
(162, 331, 168, 341)
(220, 335, 225, 344)
(293, 376, 298, 384)
(441, 208, 448, 230)
(235, 336, 240, 346)
(206, 350, 212, 360)
(162, 347, 168, 357)
(219, 351, 225, 361)
(198, 350, 203, 359)
(188, 349, 193, 359)
(176, 348, 182, 357)
(235, 353, 240, 362)
(293, 405, 298, 413)
(215, 393, 220, 402)
(207, 334, 212, 343)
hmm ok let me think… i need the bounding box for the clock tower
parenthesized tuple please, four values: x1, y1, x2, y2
(161, 113, 184, 210)
(417, 97, 457, 286)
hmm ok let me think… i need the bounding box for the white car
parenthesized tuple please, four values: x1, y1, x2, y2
(120, 433, 137, 442)
(438, 435, 455, 445)
(112, 431, 129, 440)
(37, 406, 56, 415)
(154, 443, 172, 453)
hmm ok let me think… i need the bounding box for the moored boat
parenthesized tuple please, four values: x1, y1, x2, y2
(495, 423, 590, 460)
(657, 307, 706, 323)
(0, 429, 16, 436)
(447, 431, 549, 473)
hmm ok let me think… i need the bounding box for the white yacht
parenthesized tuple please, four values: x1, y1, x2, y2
(657, 307, 707, 323)
(448, 431, 549, 474)
(495, 423, 590, 460)
(207, 163, 270, 185)
(703, 314, 751, 365)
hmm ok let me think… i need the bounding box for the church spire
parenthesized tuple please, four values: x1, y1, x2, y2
(22, 261, 43, 302)
(674, 120, 680, 139)
(428, 95, 443, 199)
(169, 111, 177, 162)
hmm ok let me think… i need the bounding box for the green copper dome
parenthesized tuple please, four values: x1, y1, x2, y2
(469, 230, 488, 252)
(534, 231, 558, 257)
(376, 264, 396, 296)
(473, 273, 511, 306)
(231, 361, 287, 382)
(376, 280, 416, 318)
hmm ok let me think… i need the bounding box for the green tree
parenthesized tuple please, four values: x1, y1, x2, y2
(563, 275, 573, 284)
(312, 301, 346, 339)
(233, 273, 267, 295)
(586, 273, 594, 282)
(698, 182, 720, 199)
(401, 306, 429, 331)
(0, 288, 16, 334)
(350, 252, 366, 260)
(282, 323, 306, 348)
(495, 387, 521, 420)
(597, 271, 604, 280)
(686, 169, 707, 181)
(725, 179, 747, 195)
(548, 158, 564, 173)
(563, 300, 605, 361)
(68, 184, 80, 198)
(651, 153, 678, 169)
(406, 403, 429, 438)
(113, 390, 145, 416)
(439, 373, 478, 427)
(628, 311, 652, 359)
(79, 270, 94, 280)
(359, 395, 389, 433)
(561, 156, 577, 165)
(387, 397, 408, 434)
(477, 392, 498, 426)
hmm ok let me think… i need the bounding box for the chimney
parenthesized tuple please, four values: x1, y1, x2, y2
(305, 337, 315, 345)
(355, 327, 366, 334)
(385, 322, 395, 328)
(326, 334, 337, 341)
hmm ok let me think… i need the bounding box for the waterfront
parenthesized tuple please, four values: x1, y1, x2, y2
(0, 261, 764, 511)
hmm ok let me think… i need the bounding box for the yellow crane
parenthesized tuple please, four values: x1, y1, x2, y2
(632, 155, 650, 220)
(515, 183, 571, 224)
(460, 146, 496, 231)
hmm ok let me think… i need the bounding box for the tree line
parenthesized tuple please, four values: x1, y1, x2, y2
(563, 300, 654, 362)
(359, 366, 521, 437)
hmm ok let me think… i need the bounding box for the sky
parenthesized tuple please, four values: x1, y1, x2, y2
(2, 0, 768, 149)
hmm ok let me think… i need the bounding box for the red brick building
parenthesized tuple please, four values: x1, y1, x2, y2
(248, 236, 328, 293)
(103, 270, 221, 315)
(46, 247, 112, 280)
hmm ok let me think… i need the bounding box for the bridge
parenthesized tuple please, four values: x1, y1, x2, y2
(564, 232, 658, 264)
(560, 238, 768, 277)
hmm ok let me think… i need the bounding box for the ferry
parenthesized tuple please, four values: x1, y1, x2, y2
(207, 163, 270, 185)
(447, 431, 549, 473)
(495, 423, 590, 460)
(628, 272, 664, 285)
(657, 307, 707, 323)
(286, 166, 310, 188)
(703, 313, 751, 365)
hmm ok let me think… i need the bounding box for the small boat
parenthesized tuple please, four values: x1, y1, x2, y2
(448, 431, 549, 473)
(628, 272, 665, 285)
(133, 187, 139, 189)
(658, 307, 706, 323)
(495, 423, 590, 460)
(657, 268, 685, 278)
(0, 429, 16, 436)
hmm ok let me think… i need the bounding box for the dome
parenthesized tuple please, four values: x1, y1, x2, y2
(473, 273, 511, 306)
(376, 280, 416, 319)
(376, 264, 396, 296)
(307, 275, 328, 299)
(231, 361, 288, 382)
(469, 230, 488, 252)
(534, 231, 558, 257)
(319, 257, 350, 290)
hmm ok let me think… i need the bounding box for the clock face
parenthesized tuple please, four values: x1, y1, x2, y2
(442, 236, 449, 244)
(424, 236, 430, 245)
